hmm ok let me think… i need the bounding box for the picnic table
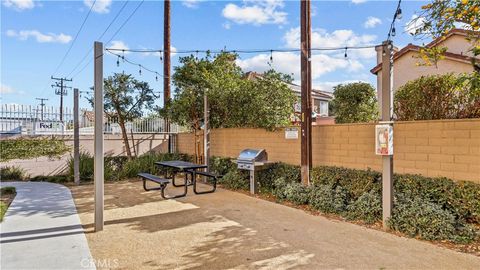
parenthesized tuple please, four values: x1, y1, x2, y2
(145, 160, 217, 198)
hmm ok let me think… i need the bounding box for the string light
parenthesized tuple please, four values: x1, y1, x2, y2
(270, 50, 273, 62)
(116, 56, 120, 67)
(387, 0, 402, 41)
(138, 64, 142, 76)
(344, 47, 348, 58)
(392, 26, 396, 37)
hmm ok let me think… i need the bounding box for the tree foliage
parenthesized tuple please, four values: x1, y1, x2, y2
(88, 73, 157, 158)
(330, 82, 378, 124)
(394, 73, 480, 120)
(412, 0, 480, 71)
(162, 52, 297, 131)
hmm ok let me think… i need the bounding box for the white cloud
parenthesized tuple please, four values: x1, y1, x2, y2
(364, 16, 381, 29)
(405, 15, 426, 35)
(84, 0, 112, 14)
(109, 40, 130, 55)
(2, 0, 35, 11)
(0, 84, 17, 94)
(139, 46, 177, 57)
(284, 27, 376, 49)
(6, 30, 72, 44)
(352, 0, 367, 4)
(182, 0, 201, 9)
(223, 22, 232, 30)
(222, 0, 287, 26)
(236, 51, 364, 82)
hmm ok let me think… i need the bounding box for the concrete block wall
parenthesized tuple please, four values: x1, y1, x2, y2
(177, 118, 480, 183)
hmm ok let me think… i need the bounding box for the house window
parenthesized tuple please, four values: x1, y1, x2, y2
(319, 101, 328, 117)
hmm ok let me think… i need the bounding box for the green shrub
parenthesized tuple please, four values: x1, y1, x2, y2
(219, 170, 249, 190)
(311, 166, 381, 201)
(30, 175, 70, 183)
(309, 184, 348, 214)
(67, 151, 118, 182)
(210, 156, 236, 176)
(345, 190, 382, 224)
(1, 186, 16, 195)
(388, 193, 478, 243)
(394, 174, 480, 223)
(272, 177, 309, 205)
(0, 137, 70, 162)
(257, 163, 300, 193)
(0, 166, 27, 181)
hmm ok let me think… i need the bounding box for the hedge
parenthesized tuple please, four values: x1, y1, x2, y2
(0, 137, 70, 162)
(208, 156, 480, 243)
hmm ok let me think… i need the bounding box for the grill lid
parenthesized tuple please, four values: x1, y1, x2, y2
(237, 149, 267, 162)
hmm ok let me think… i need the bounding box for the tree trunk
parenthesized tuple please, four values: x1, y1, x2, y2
(119, 118, 132, 158)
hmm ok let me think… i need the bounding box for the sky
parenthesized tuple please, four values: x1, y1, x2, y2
(1, 0, 430, 109)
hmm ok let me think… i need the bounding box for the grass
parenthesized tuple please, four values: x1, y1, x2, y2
(1, 186, 16, 222)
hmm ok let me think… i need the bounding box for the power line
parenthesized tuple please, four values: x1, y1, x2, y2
(52, 0, 97, 77)
(106, 49, 163, 80)
(66, 1, 130, 78)
(72, 0, 145, 79)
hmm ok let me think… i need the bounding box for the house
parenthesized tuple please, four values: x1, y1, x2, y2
(244, 71, 334, 125)
(370, 28, 479, 109)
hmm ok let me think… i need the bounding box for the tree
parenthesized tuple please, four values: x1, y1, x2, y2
(330, 82, 378, 124)
(394, 73, 480, 120)
(89, 73, 157, 158)
(412, 0, 480, 71)
(161, 52, 296, 161)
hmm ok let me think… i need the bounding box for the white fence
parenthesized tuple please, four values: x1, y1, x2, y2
(0, 104, 179, 135)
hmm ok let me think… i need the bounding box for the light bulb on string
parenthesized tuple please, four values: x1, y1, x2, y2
(344, 47, 348, 58)
(122, 50, 125, 62)
(396, 8, 402, 20)
(270, 50, 273, 63)
(155, 73, 158, 81)
(116, 56, 120, 67)
(139, 65, 142, 76)
(392, 26, 396, 37)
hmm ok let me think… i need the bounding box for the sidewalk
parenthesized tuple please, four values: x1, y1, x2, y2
(0, 182, 94, 270)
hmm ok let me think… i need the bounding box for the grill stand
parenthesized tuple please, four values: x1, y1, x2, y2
(249, 170, 257, 194)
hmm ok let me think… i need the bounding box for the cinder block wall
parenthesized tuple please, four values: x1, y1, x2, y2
(177, 118, 480, 183)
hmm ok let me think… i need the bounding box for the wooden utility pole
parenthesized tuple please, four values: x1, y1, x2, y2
(381, 40, 394, 229)
(164, 0, 172, 153)
(51, 76, 72, 122)
(73, 88, 80, 186)
(300, 0, 312, 185)
(94, 41, 104, 232)
(35, 98, 48, 121)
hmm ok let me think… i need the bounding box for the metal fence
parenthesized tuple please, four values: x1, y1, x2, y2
(0, 104, 179, 135)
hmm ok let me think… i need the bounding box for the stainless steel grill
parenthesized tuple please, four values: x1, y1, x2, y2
(236, 149, 270, 194)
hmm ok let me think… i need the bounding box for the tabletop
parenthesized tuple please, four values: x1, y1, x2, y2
(155, 160, 207, 170)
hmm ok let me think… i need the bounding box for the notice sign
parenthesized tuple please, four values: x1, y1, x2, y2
(375, 124, 393, 155)
(35, 122, 64, 133)
(285, 127, 299, 139)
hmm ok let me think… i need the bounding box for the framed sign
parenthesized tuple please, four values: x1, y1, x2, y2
(375, 124, 393, 155)
(285, 127, 299, 139)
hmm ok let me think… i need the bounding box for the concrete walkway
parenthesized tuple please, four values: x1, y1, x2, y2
(1, 182, 94, 270)
(71, 181, 480, 270)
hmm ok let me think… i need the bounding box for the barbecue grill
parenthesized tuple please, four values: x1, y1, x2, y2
(236, 149, 271, 194)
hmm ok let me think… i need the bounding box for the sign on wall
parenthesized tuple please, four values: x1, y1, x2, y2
(375, 124, 393, 155)
(285, 127, 299, 139)
(35, 122, 64, 133)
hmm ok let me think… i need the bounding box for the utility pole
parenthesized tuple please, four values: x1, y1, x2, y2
(51, 76, 72, 122)
(35, 98, 48, 121)
(300, 0, 312, 185)
(164, 0, 172, 152)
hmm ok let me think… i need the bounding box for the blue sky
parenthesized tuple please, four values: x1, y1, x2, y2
(1, 0, 429, 109)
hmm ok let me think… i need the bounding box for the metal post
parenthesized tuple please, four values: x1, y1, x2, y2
(204, 93, 210, 169)
(300, 0, 312, 185)
(94, 41, 104, 232)
(73, 88, 80, 185)
(381, 40, 394, 229)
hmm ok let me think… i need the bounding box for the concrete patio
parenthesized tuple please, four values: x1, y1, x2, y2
(71, 180, 480, 270)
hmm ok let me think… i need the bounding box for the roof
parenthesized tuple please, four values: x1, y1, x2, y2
(244, 71, 333, 101)
(370, 28, 479, 74)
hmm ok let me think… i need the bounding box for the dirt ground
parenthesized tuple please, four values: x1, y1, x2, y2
(70, 180, 480, 270)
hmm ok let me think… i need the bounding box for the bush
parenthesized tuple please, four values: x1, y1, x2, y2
(210, 156, 236, 176)
(118, 153, 190, 179)
(311, 166, 381, 201)
(30, 175, 70, 183)
(309, 184, 348, 214)
(0, 166, 27, 181)
(272, 177, 309, 205)
(0, 137, 70, 162)
(345, 190, 382, 224)
(394, 174, 480, 223)
(219, 170, 249, 190)
(1, 186, 16, 195)
(330, 82, 379, 123)
(257, 163, 300, 193)
(394, 73, 480, 120)
(67, 151, 118, 182)
(388, 194, 478, 243)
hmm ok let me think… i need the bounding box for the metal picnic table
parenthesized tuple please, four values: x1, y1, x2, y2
(154, 160, 212, 198)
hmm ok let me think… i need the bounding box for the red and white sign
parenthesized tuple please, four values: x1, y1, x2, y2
(375, 124, 393, 155)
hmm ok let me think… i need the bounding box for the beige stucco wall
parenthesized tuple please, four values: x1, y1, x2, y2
(438, 34, 476, 57)
(177, 119, 480, 183)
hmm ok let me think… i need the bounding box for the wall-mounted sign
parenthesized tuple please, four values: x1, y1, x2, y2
(35, 122, 64, 133)
(375, 124, 393, 155)
(285, 127, 299, 139)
